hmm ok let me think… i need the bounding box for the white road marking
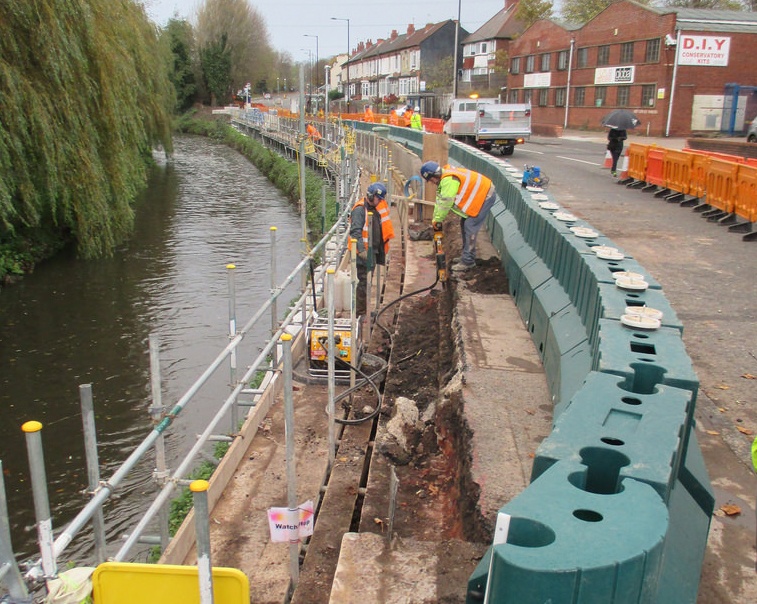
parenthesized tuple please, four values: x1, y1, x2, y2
(557, 155, 602, 166)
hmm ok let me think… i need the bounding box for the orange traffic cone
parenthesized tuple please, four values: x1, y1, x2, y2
(617, 148, 630, 179)
(603, 150, 613, 169)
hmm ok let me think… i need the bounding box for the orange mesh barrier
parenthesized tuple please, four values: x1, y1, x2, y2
(705, 158, 739, 213)
(746, 158, 757, 168)
(645, 147, 666, 187)
(626, 143, 649, 181)
(689, 153, 710, 198)
(734, 164, 757, 222)
(663, 149, 694, 195)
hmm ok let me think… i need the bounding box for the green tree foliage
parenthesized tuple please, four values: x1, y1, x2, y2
(423, 56, 455, 91)
(516, 0, 554, 27)
(662, 0, 744, 8)
(0, 0, 173, 259)
(200, 34, 233, 105)
(196, 0, 274, 100)
(164, 19, 197, 112)
(561, 0, 616, 23)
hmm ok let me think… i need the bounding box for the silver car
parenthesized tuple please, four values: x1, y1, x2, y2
(748, 119, 757, 143)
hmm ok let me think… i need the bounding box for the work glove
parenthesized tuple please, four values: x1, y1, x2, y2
(433, 222, 443, 232)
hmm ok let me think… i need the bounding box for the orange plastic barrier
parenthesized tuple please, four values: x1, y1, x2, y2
(645, 147, 666, 187)
(734, 163, 757, 222)
(689, 153, 710, 198)
(663, 149, 694, 195)
(626, 143, 649, 182)
(423, 118, 445, 134)
(683, 148, 747, 165)
(746, 158, 757, 168)
(705, 158, 739, 213)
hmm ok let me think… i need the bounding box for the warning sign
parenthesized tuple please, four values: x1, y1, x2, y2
(267, 500, 315, 543)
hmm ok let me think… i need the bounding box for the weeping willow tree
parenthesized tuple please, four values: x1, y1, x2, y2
(0, 0, 174, 260)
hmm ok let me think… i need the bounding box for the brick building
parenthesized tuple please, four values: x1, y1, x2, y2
(506, 1, 757, 136)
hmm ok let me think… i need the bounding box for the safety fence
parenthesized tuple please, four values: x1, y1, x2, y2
(623, 143, 757, 240)
(345, 121, 713, 603)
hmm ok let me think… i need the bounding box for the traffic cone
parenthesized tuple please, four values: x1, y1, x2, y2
(617, 148, 630, 180)
(603, 150, 613, 169)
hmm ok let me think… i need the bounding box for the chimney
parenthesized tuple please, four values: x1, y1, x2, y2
(407, 23, 415, 35)
(391, 29, 398, 40)
(504, 0, 518, 9)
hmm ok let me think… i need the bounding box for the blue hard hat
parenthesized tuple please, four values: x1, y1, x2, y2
(366, 182, 387, 201)
(420, 161, 441, 181)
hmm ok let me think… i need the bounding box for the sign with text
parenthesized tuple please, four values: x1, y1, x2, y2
(267, 500, 315, 543)
(677, 35, 730, 66)
(524, 72, 551, 88)
(594, 66, 635, 85)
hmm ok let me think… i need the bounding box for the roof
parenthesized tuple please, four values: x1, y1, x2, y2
(463, 2, 525, 43)
(346, 20, 462, 65)
(623, 1, 757, 34)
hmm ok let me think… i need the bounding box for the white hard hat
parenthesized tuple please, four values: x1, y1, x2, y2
(414, 106, 420, 111)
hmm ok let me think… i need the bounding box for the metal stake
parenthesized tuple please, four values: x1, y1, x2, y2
(270, 228, 278, 367)
(149, 334, 171, 551)
(22, 421, 56, 579)
(326, 269, 336, 469)
(281, 334, 300, 587)
(79, 384, 107, 563)
(227, 264, 239, 431)
(190, 480, 214, 604)
(0, 461, 31, 601)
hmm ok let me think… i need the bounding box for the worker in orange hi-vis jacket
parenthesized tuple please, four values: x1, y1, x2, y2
(363, 105, 375, 123)
(388, 108, 399, 126)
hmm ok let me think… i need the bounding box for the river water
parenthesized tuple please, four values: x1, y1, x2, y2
(0, 135, 303, 564)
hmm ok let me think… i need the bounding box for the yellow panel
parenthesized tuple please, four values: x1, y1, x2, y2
(92, 562, 249, 604)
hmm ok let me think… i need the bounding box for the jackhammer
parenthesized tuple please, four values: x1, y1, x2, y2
(432, 222, 447, 285)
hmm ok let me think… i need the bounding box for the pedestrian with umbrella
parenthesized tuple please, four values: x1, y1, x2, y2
(602, 109, 639, 177)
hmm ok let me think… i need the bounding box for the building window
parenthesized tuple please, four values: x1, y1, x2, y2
(511, 57, 520, 74)
(557, 50, 568, 71)
(645, 38, 660, 63)
(597, 45, 610, 66)
(538, 88, 548, 106)
(555, 87, 566, 107)
(574, 87, 585, 107)
(525, 55, 535, 73)
(577, 47, 588, 68)
(641, 84, 656, 107)
(523, 89, 532, 104)
(481, 42, 487, 54)
(620, 42, 634, 64)
(509, 89, 520, 103)
(540, 53, 551, 72)
(595, 86, 607, 107)
(616, 85, 630, 107)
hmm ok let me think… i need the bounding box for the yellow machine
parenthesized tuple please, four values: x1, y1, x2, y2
(307, 316, 359, 379)
(433, 229, 447, 285)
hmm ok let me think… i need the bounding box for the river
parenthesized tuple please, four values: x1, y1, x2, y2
(0, 135, 303, 564)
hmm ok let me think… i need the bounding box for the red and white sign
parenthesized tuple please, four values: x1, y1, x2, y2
(677, 35, 730, 66)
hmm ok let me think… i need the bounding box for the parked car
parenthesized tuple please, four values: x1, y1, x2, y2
(748, 119, 757, 143)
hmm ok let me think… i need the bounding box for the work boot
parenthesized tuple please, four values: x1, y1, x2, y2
(451, 260, 475, 272)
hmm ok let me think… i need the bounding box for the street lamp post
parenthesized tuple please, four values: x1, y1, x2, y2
(304, 34, 319, 89)
(330, 17, 350, 113)
(453, 0, 461, 99)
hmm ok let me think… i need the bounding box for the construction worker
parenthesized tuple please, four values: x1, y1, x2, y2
(419, 161, 498, 272)
(410, 106, 422, 130)
(388, 108, 399, 126)
(401, 105, 413, 127)
(363, 105, 375, 123)
(349, 182, 395, 316)
(306, 122, 322, 142)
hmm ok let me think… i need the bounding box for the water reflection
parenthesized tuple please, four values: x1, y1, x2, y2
(0, 135, 303, 563)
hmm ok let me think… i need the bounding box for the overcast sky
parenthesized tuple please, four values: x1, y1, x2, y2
(141, 0, 512, 60)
